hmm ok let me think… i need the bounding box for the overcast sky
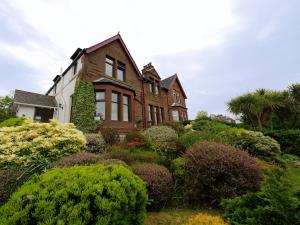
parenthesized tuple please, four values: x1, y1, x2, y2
(0, 0, 299, 119)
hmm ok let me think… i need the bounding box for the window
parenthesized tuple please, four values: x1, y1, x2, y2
(117, 61, 125, 81)
(73, 61, 77, 75)
(111, 92, 119, 121)
(123, 95, 129, 122)
(160, 107, 164, 122)
(95, 91, 105, 120)
(153, 107, 157, 124)
(172, 110, 179, 121)
(148, 105, 154, 124)
(148, 81, 153, 93)
(105, 57, 114, 77)
(154, 81, 159, 95)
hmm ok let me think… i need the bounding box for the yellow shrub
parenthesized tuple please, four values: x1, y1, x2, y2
(0, 119, 86, 167)
(183, 214, 228, 225)
(255, 158, 278, 171)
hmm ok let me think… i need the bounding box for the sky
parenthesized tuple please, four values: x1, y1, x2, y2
(0, 0, 299, 119)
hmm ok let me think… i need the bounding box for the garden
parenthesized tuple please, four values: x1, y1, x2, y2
(0, 83, 299, 225)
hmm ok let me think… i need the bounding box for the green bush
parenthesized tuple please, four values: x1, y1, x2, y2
(178, 131, 202, 150)
(129, 149, 162, 164)
(162, 121, 185, 135)
(132, 163, 173, 211)
(54, 152, 100, 167)
(265, 129, 300, 156)
(0, 117, 24, 128)
(142, 126, 179, 163)
(0, 164, 148, 225)
(184, 141, 262, 205)
(222, 170, 300, 225)
(191, 118, 230, 132)
(126, 132, 149, 149)
(101, 128, 120, 145)
(0, 119, 86, 168)
(102, 146, 134, 165)
(229, 129, 281, 161)
(85, 133, 106, 153)
(171, 157, 187, 199)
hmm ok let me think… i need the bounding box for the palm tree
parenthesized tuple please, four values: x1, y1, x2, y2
(227, 89, 285, 130)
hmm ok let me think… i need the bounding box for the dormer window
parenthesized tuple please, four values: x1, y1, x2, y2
(154, 81, 159, 95)
(117, 61, 125, 81)
(173, 90, 180, 103)
(105, 56, 114, 77)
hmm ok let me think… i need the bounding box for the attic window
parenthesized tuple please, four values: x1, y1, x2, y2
(117, 61, 125, 81)
(105, 56, 114, 77)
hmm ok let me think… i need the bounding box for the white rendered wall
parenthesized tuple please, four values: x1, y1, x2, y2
(50, 56, 83, 124)
(16, 105, 35, 119)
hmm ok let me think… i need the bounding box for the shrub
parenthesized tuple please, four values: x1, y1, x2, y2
(0, 169, 24, 206)
(130, 149, 162, 164)
(102, 148, 135, 165)
(171, 157, 187, 201)
(126, 132, 149, 149)
(222, 170, 300, 225)
(0, 164, 148, 225)
(183, 214, 228, 225)
(0, 119, 86, 168)
(191, 118, 230, 132)
(265, 129, 300, 156)
(163, 121, 185, 135)
(255, 158, 278, 172)
(184, 141, 263, 205)
(54, 152, 99, 167)
(142, 126, 178, 152)
(178, 131, 202, 150)
(101, 127, 120, 145)
(85, 133, 106, 153)
(0, 117, 24, 128)
(132, 163, 173, 211)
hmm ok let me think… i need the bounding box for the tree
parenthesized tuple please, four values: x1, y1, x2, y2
(227, 89, 285, 130)
(0, 94, 14, 123)
(196, 111, 208, 119)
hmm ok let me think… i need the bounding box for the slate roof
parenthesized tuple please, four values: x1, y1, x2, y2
(93, 78, 135, 92)
(161, 74, 177, 89)
(14, 90, 57, 108)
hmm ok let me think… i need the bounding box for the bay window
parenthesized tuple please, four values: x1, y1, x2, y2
(111, 92, 119, 120)
(123, 95, 129, 122)
(95, 91, 105, 120)
(172, 110, 179, 121)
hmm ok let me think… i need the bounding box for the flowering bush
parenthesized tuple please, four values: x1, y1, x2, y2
(0, 164, 148, 225)
(85, 133, 106, 153)
(184, 141, 262, 205)
(132, 163, 173, 211)
(183, 214, 228, 225)
(142, 126, 178, 152)
(126, 132, 148, 149)
(0, 119, 86, 167)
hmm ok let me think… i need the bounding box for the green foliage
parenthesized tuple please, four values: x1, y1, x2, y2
(265, 129, 300, 156)
(54, 152, 100, 167)
(126, 132, 149, 149)
(183, 141, 263, 205)
(0, 94, 14, 123)
(132, 163, 173, 211)
(0, 119, 86, 168)
(192, 118, 231, 132)
(0, 164, 148, 225)
(227, 129, 281, 161)
(227, 88, 285, 130)
(103, 146, 162, 165)
(101, 128, 120, 145)
(0, 117, 24, 128)
(162, 121, 185, 135)
(222, 170, 300, 225)
(70, 80, 101, 133)
(171, 157, 187, 199)
(178, 131, 202, 150)
(142, 126, 179, 164)
(85, 133, 106, 153)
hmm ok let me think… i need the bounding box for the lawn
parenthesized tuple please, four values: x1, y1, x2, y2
(145, 209, 220, 225)
(287, 164, 300, 191)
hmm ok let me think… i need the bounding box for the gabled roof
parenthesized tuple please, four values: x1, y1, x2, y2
(86, 34, 142, 78)
(14, 90, 57, 108)
(161, 74, 187, 99)
(93, 77, 135, 92)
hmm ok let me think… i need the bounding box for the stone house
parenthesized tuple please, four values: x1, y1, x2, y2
(13, 34, 188, 134)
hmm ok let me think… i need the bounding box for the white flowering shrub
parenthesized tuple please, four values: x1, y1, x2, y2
(0, 119, 86, 167)
(142, 126, 178, 154)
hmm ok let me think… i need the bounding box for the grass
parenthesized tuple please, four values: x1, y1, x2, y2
(287, 164, 300, 191)
(145, 209, 220, 225)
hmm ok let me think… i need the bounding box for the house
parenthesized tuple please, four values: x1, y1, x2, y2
(13, 34, 188, 134)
